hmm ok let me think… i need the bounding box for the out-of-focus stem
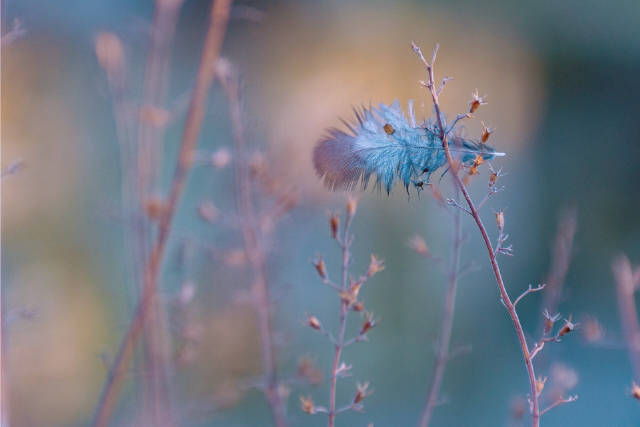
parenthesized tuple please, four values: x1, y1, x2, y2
(612, 255, 640, 383)
(222, 65, 288, 427)
(136, 1, 184, 423)
(418, 185, 462, 427)
(92, 2, 231, 426)
(535, 208, 577, 371)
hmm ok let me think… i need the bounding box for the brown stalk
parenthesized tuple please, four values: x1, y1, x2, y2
(414, 43, 541, 426)
(92, 1, 231, 426)
(418, 186, 462, 427)
(612, 254, 640, 383)
(220, 64, 288, 427)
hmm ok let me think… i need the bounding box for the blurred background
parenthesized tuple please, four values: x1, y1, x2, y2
(3, 0, 640, 426)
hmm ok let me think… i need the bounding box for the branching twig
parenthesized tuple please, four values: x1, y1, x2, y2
(412, 42, 543, 426)
(514, 284, 546, 308)
(539, 395, 578, 416)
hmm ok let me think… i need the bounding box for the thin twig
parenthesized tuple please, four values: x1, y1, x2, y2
(419, 184, 463, 427)
(92, 2, 231, 426)
(221, 61, 288, 427)
(536, 208, 577, 366)
(613, 254, 640, 383)
(514, 284, 546, 308)
(539, 396, 578, 416)
(137, 3, 185, 418)
(413, 42, 542, 427)
(328, 205, 355, 427)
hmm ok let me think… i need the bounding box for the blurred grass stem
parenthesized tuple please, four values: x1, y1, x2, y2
(220, 62, 289, 427)
(92, 1, 231, 426)
(418, 185, 462, 427)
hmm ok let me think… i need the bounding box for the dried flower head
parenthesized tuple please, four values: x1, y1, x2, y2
(481, 121, 495, 143)
(535, 376, 547, 396)
(558, 315, 579, 337)
(409, 234, 430, 258)
(329, 212, 340, 240)
(340, 278, 363, 306)
(311, 253, 327, 280)
(493, 208, 507, 233)
(359, 311, 377, 336)
(300, 396, 316, 414)
(630, 382, 640, 401)
(353, 382, 373, 405)
(352, 301, 365, 312)
(304, 312, 322, 331)
(347, 195, 359, 218)
(543, 309, 562, 336)
(366, 255, 385, 278)
(469, 89, 487, 114)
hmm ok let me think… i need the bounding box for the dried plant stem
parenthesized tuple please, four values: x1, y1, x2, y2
(136, 2, 184, 422)
(414, 43, 541, 426)
(419, 187, 462, 427)
(329, 212, 355, 427)
(138, 0, 184, 198)
(612, 254, 640, 383)
(222, 66, 288, 427)
(535, 209, 577, 370)
(92, 2, 231, 426)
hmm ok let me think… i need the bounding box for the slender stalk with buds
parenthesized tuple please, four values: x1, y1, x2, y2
(304, 197, 381, 426)
(411, 42, 577, 426)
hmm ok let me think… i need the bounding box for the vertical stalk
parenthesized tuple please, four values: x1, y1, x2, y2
(223, 66, 288, 427)
(418, 184, 462, 427)
(613, 255, 640, 383)
(328, 212, 354, 427)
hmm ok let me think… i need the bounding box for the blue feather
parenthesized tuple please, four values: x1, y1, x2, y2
(313, 100, 503, 194)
